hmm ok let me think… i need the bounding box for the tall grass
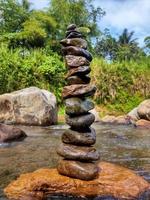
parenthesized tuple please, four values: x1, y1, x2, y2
(91, 57, 150, 113)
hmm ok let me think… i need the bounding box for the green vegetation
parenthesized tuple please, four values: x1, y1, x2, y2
(0, 0, 150, 114)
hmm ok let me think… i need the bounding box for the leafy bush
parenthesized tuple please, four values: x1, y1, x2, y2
(0, 44, 66, 104)
(91, 57, 150, 113)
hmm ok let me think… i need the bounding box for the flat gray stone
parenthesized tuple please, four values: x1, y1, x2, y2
(62, 127, 96, 145)
(65, 97, 94, 116)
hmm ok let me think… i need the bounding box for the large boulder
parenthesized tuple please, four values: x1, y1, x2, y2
(127, 107, 140, 122)
(137, 99, 150, 120)
(0, 87, 57, 126)
(4, 162, 150, 200)
(0, 123, 27, 143)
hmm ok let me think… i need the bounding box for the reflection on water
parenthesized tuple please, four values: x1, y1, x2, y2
(0, 123, 150, 199)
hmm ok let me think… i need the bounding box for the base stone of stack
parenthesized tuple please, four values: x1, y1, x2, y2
(4, 162, 150, 200)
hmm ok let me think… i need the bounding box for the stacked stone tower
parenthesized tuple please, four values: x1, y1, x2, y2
(57, 24, 100, 181)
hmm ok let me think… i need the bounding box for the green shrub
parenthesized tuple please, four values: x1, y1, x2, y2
(0, 44, 66, 104)
(91, 57, 150, 113)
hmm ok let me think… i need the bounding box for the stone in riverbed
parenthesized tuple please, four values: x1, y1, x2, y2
(60, 38, 87, 49)
(67, 75, 91, 85)
(62, 127, 96, 145)
(137, 99, 150, 120)
(62, 84, 96, 99)
(62, 46, 93, 61)
(67, 66, 91, 77)
(57, 160, 99, 180)
(0, 87, 57, 126)
(57, 143, 100, 161)
(135, 119, 150, 129)
(65, 55, 90, 68)
(66, 113, 95, 129)
(0, 123, 27, 143)
(65, 97, 94, 116)
(4, 162, 150, 200)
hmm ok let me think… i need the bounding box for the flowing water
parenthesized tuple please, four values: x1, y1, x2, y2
(0, 123, 150, 199)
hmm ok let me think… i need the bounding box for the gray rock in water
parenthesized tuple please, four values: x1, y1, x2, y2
(67, 66, 91, 77)
(62, 84, 96, 99)
(65, 113, 95, 129)
(67, 75, 91, 85)
(0, 123, 27, 143)
(0, 87, 57, 126)
(65, 97, 94, 116)
(60, 38, 87, 49)
(62, 46, 92, 61)
(137, 99, 150, 121)
(57, 143, 100, 161)
(57, 160, 99, 181)
(65, 55, 90, 68)
(62, 127, 96, 145)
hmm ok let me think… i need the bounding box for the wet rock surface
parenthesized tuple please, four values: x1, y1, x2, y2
(62, 46, 93, 61)
(4, 162, 150, 200)
(67, 75, 91, 85)
(62, 127, 96, 145)
(57, 160, 99, 180)
(65, 97, 94, 116)
(60, 38, 87, 49)
(58, 24, 99, 180)
(65, 55, 90, 67)
(0, 123, 27, 143)
(65, 113, 95, 128)
(57, 143, 100, 161)
(67, 66, 91, 77)
(62, 84, 96, 99)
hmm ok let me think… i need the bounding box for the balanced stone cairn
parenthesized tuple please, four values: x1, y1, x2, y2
(57, 24, 100, 181)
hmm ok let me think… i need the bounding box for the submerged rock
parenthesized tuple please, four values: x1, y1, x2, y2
(57, 160, 99, 180)
(65, 97, 94, 116)
(0, 123, 26, 143)
(62, 127, 96, 145)
(57, 143, 100, 161)
(62, 84, 96, 99)
(0, 87, 57, 126)
(4, 162, 150, 200)
(66, 113, 95, 129)
(65, 55, 90, 67)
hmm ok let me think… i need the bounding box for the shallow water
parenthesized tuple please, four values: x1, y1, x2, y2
(0, 123, 150, 199)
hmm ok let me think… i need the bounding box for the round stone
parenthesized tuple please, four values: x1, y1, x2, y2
(67, 75, 91, 85)
(57, 160, 100, 180)
(62, 84, 96, 99)
(67, 24, 77, 31)
(65, 97, 94, 116)
(66, 31, 83, 39)
(62, 46, 93, 62)
(65, 113, 95, 129)
(60, 38, 87, 49)
(65, 55, 90, 68)
(57, 143, 100, 161)
(67, 66, 91, 77)
(62, 127, 96, 145)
